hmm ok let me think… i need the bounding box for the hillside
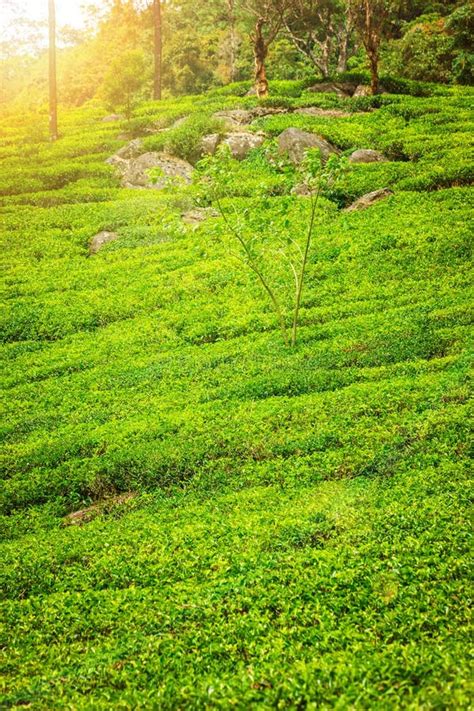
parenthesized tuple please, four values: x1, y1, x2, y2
(1, 80, 473, 708)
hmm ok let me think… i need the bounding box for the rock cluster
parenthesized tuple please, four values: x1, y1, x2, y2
(105, 104, 393, 212)
(307, 82, 384, 98)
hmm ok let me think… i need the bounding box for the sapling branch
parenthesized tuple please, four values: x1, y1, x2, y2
(215, 194, 290, 346)
(198, 147, 348, 350)
(291, 186, 321, 347)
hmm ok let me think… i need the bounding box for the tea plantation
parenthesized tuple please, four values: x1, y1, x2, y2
(1, 81, 473, 708)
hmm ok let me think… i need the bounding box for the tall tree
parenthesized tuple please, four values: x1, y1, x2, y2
(48, 0, 58, 140)
(283, 0, 355, 78)
(243, 0, 289, 98)
(227, 0, 238, 83)
(350, 0, 391, 94)
(153, 0, 162, 100)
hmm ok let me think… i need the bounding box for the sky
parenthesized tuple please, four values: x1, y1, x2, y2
(2, 0, 87, 28)
(0, 0, 97, 52)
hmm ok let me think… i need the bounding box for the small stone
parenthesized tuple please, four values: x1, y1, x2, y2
(345, 188, 393, 212)
(102, 114, 123, 122)
(292, 183, 313, 196)
(294, 107, 351, 119)
(353, 85, 372, 98)
(349, 149, 388, 164)
(89, 231, 119, 254)
(63, 493, 135, 526)
(182, 208, 219, 225)
(170, 116, 189, 129)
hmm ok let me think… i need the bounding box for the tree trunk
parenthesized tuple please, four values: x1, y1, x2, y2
(48, 0, 58, 141)
(336, 29, 349, 73)
(227, 0, 238, 83)
(337, 4, 355, 73)
(320, 36, 332, 79)
(253, 18, 269, 99)
(368, 50, 379, 94)
(364, 0, 379, 95)
(153, 0, 162, 100)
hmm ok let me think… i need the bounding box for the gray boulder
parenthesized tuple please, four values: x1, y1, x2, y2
(345, 188, 393, 212)
(89, 231, 118, 254)
(223, 131, 265, 160)
(349, 149, 388, 164)
(201, 133, 222, 156)
(111, 152, 193, 189)
(277, 128, 338, 164)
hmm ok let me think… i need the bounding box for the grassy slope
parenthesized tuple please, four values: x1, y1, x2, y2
(0, 83, 473, 708)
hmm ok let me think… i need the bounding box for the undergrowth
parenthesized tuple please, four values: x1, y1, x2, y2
(0, 80, 472, 709)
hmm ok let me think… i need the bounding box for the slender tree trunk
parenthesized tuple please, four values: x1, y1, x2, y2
(336, 29, 349, 73)
(153, 0, 162, 100)
(253, 18, 269, 98)
(368, 50, 379, 94)
(48, 0, 58, 141)
(227, 0, 238, 83)
(320, 36, 332, 79)
(364, 0, 379, 95)
(337, 5, 355, 73)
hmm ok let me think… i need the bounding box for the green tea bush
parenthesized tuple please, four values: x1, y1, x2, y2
(143, 114, 226, 164)
(0, 81, 472, 709)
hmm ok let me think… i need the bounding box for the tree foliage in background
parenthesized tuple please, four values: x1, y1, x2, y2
(283, 0, 356, 78)
(102, 48, 148, 116)
(0, 0, 472, 111)
(384, 3, 474, 85)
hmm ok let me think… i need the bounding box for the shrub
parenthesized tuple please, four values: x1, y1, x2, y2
(198, 145, 348, 347)
(143, 114, 226, 164)
(101, 50, 149, 118)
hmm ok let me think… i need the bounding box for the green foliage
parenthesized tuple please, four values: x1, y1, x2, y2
(101, 50, 149, 118)
(197, 145, 349, 347)
(0, 81, 472, 708)
(143, 114, 226, 164)
(384, 5, 474, 85)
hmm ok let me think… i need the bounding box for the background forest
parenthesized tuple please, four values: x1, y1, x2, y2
(1, 0, 473, 112)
